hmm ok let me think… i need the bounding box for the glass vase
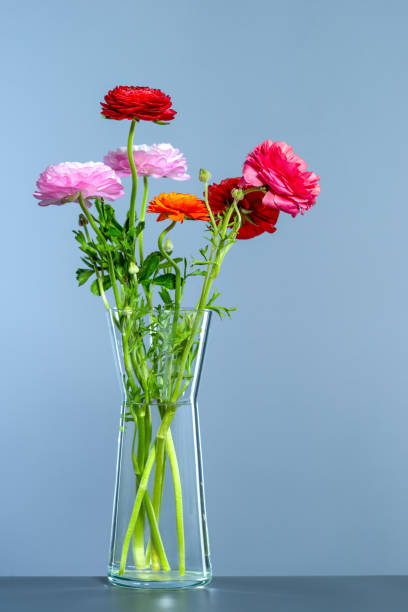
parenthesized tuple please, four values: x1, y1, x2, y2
(107, 307, 212, 589)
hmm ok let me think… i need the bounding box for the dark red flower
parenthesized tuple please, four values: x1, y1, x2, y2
(207, 178, 279, 239)
(101, 86, 176, 122)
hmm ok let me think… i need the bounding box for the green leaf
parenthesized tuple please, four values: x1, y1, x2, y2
(138, 251, 161, 282)
(153, 273, 176, 289)
(157, 257, 183, 271)
(105, 225, 122, 240)
(134, 221, 145, 237)
(159, 288, 173, 305)
(90, 276, 112, 296)
(187, 270, 206, 278)
(199, 245, 209, 260)
(80, 256, 97, 268)
(76, 268, 94, 287)
(73, 230, 86, 246)
(207, 305, 237, 319)
(104, 204, 121, 225)
(124, 217, 145, 237)
(206, 291, 221, 307)
(94, 199, 103, 216)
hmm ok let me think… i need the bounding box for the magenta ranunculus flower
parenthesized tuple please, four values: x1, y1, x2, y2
(104, 143, 190, 181)
(33, 161, 124, 207)
(241, 140, 320, 217)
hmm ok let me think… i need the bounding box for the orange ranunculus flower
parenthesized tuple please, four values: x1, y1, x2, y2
(147, 192, 209, 223)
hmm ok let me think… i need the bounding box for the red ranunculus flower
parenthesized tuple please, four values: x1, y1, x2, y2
(101, 86, 176, 122)
(207, 177, 279, 239)
(241, 140, 320, 217)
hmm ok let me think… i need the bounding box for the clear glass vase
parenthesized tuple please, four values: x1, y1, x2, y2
(107, 307, 212, 589)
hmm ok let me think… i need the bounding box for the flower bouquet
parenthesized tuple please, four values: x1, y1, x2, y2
(34, 85, 320, 589)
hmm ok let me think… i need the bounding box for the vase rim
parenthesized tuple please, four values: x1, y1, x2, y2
(110, 306, 212, 314)
(124, 399, 193, 407)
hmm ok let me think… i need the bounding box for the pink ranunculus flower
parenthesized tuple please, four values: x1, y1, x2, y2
(104, 143, 190, 180)
(241, 140, 320, 217)
(33, 161, 124, 207)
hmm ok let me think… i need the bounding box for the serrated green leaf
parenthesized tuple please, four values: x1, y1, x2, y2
(159, 288, 173, 305)
(94, 199, 103, 216)
(80, 256, 97, 268)
(79, 242, 99, 258)
(105, 225, 122, 239)
(206, 291, 221, 306)
(207, 305, 236, 319)
(90, 275, 112, 296)
(134, 221, 145, 237)
(76, 268, 94, 286)
(153, 273, 176, 289)
(73, 230, 86, 246)
(199, 245, 209, 259)
(138, 251, 161, 282)
(157, 257, 183, 271)
(187, 270, 206, 277)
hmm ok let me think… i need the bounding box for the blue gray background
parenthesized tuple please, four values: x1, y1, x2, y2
(1, 0, 408, 576)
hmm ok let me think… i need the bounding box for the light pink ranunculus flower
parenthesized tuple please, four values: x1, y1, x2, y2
(104, 143, 190, 180)
(33, 161, 124, 206)
(241, 140, 320, 217)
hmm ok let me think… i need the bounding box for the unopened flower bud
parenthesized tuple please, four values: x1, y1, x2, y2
(78, 214, 88, 227)
(123, 306, 132, 318)
(199, 168, 211, 183)
(164, 238, 174, 254)
(128, 262, 139, 276)
(231, 188, 244, 202)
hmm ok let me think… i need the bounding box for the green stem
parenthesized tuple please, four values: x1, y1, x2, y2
(123, 321, 149, 398)
(122, 334, 140, 396)
(243, 186, 267, 196)
(170, 203, 237, 402)
(118, 410, 175, 575)
(129, 415, 145, 568)
(130, 416, 169, 571)
(133, 417, 147, 569)
(78, 194, 122, 309)
(107, 252, 121, 310)
(83, 224, 112, 314)
(158, 221, 181, 306)
(94, 267, 110, 311)
(150, 434, 167, 570)
(132, 511, 146, 568)
(127, 119, 138, 229)
(136, 409, 146, 473)
(119, 444, 156, 575)
(130, 351, 148, 397)
(147, 428, 184, 573)
(78, 195, 105, 243)
(131, 418, 139, 475)
(203, 181, 217, 231)
(138, 176, 148, 264)
(157, 223, 182, 405)
(166, 430, 185, 574)
(145, 405, 152, 464)
(143, 494, 170, 570)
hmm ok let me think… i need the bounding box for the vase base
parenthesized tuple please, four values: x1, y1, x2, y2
(107, 567, 212, 590)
